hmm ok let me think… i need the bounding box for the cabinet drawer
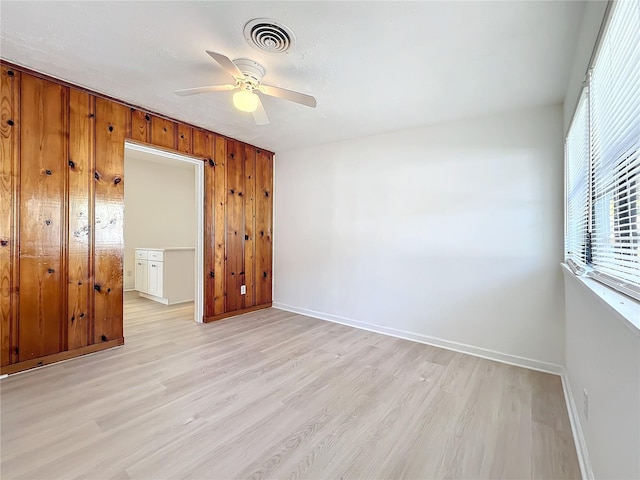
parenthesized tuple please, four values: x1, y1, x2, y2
(148, 250, 164, 261)
(135, 250, 148, 260)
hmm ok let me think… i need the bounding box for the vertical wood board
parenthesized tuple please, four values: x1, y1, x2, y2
(67, 89, 94, 350)
(255, 150, 273, 305)
(0, 66, 19, 366)
(150, 115, 176, 150)
(243, 145, 256, 308)
(94, 97, 126, 343)
(204, 156, 216, 317)
(177, 123, 193, 155)
(192, 129, 212, 159)
(129, 109, 150, 144)
(225, 139, 245, 312)
(18, 74, 67, 361)
(213, 135, 227, 315)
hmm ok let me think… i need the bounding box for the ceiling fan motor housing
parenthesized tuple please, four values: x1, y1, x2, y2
(233, 58, 265, 86)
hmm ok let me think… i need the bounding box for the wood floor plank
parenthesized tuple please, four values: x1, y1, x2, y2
(0, 292, 580, 479)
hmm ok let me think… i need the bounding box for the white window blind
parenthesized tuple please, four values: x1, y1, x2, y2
(589, 0, 640, 289)
(565, 92, 590, 272)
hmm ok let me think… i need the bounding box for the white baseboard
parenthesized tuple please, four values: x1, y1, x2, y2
(272, 302, 564, 375)
(561, 371, 593, 480)
(138, 292, 169, 305)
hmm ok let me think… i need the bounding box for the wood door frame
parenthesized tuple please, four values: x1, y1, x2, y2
(124, 141, 204, 324)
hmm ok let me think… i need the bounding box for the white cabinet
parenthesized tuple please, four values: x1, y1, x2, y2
(148, 261, 163, 297)
(134, 259, 148, 293)
(134, 248, 194, 305)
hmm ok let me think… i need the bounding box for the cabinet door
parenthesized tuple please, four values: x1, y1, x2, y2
(135, 259, 148, 293)
(148, 261, 163, 297)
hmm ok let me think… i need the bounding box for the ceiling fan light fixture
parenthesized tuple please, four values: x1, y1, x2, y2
(175, 50, 316, 126)
(233, 89, 259, 112)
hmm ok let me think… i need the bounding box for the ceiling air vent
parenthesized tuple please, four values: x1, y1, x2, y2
(244, 19, 295, 54)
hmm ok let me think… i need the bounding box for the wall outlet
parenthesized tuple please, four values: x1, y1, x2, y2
(126, 270, 132, 277)
(583, 388, 589, 420)
(241, 285, 246, 295)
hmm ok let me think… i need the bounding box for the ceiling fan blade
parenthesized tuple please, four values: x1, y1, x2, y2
(174, 84, 237, 96)
(259, 84, 317, 108)
(252, 96, 270, 125)
(206, 50, 245, 80)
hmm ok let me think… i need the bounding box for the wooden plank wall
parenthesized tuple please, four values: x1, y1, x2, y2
(0, 62, 274, 374)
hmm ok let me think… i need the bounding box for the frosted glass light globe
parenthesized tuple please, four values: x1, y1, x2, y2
(233, 90, 259, 112)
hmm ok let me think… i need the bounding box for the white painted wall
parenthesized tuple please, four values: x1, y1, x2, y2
(124, 157, 196, 290)
(562, 3, 640, 478)
(563, 273, 640, 480)
(274, 105, 565, 367)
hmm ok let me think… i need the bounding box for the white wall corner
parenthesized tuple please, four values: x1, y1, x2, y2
(561, 369, 594, 480)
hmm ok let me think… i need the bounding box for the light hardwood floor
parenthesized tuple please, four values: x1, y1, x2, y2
(1, 292, 580, 479)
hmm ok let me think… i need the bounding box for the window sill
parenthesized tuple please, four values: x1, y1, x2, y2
(561, 263, 640, 337)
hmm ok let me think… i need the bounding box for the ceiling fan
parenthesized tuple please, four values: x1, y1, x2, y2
(174, 50, 317, 125)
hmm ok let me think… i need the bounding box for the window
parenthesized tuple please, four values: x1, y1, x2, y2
(565, 91, 590, 272)
(565, 0, 640, 299)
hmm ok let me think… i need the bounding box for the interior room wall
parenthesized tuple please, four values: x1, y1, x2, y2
(563, 274, 640, 480)
(274, 104, 565, 368)
(561, 3, 639, 478)
(124, 156, 196, 290)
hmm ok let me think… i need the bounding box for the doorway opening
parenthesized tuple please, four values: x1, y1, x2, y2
(123, 142, 204, 324)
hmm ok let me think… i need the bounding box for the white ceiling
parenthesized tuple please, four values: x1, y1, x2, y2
(0, 1, 585, 152)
